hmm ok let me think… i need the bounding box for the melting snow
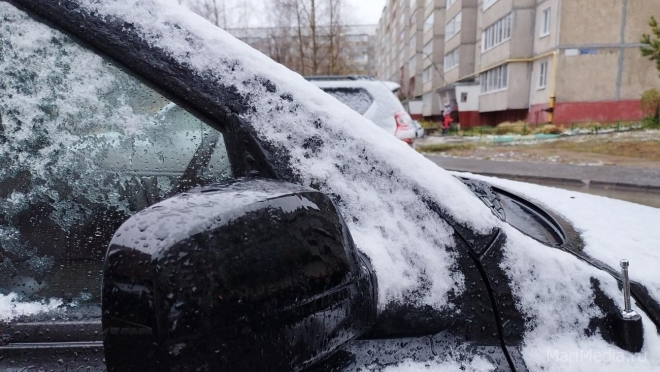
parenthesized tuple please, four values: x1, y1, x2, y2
(0, 293, 62, 322)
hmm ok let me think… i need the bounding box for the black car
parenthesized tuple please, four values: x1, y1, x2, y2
(0, 1, 658, 371)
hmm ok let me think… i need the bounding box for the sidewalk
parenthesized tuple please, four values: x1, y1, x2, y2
(425, 156, 660, 190)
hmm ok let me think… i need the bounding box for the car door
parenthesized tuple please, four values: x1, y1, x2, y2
(0, 3, 247, 369)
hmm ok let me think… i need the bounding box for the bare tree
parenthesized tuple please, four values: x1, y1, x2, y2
(185, 0, 252, 29)
(266, 0, 301, 72)
(187, 0, 223, 27)
(327, 0, 340, 74)
(293, 0, 307, 74)
(181, 0, 363, 76)
(292, 0, 352, 75)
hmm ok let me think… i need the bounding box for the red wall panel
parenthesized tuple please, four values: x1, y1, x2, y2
(458, 111, 481, 128)
(530, 100, 643, 124)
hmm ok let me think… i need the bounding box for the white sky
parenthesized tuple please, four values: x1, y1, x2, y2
(182, 0, 386, 28)
(346, 0, 386, 25)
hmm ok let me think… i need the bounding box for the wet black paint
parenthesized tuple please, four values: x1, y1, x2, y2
(102, 179, 376, 372)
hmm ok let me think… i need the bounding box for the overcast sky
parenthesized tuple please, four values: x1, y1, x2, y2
(182, 0, 386, 28)
(346, 0, 386, 25)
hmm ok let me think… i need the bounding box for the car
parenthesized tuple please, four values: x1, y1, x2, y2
(1, 1, 659, 372)
(412, 120, 425, 138)
(307, 76, 417, 144)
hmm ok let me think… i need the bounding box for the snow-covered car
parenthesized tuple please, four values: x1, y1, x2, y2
(412, 120, 425, 138)
(307, 77, 417, 144)
(1, 1, 659, 372)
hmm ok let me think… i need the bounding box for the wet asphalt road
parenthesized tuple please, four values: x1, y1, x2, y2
(427, 156, 660, 208)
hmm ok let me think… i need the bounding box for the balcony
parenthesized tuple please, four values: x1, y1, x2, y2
(479, 1, 535, 67)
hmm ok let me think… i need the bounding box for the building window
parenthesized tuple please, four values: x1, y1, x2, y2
(483, 0, 499, 11)
(423, 66, 433, 83)
(410, 34, 417, 52)
(445, 12, 462, 41)
(482, 13, 512, 52)
(446, 0, 456, 9)
(480, 64, 508, 93)
(410, 9, 418, 24)
(426, 0, 433, 6)
(423, 40, 433, 57)
(444, 48, 460, 71)
(538, 61, 548, 89)
(424, 12, 435, 33)
(399, 29, 405, 42)
(409, 55, 417, 72)
(541, 7, 551, 37)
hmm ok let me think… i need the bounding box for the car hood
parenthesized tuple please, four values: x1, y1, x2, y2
(461, 173, 660, 371)
(463, 173, 660, 308)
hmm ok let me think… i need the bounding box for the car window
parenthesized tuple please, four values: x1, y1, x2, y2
(321, 87, 374, 115)
(0, 4, 233, 315)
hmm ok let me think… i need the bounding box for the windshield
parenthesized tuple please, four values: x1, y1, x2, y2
(321, 87, 375, 115)
(0, 3, 233, 321)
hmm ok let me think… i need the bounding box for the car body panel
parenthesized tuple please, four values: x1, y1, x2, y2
(412, 120, 425, 138)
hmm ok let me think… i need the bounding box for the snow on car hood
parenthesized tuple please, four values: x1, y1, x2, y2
(461, 173, 660, 371)
(463, 174, 660, 310)
(67, 0, 498, 311)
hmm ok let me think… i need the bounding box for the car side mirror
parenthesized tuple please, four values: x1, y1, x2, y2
(102, 179, 377, 372)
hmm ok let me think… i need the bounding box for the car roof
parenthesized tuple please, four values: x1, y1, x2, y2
(305, 75, 375, 81)
(311, 79, 401, 93)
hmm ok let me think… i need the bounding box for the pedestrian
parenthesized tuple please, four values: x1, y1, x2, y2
(442, 113, 452, 135)
(438, 112, 444, 135)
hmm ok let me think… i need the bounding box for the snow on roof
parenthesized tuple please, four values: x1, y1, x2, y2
(73, 0, 498, 310)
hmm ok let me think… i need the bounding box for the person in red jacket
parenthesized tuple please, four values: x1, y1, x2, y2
(442, 113, 452, 135)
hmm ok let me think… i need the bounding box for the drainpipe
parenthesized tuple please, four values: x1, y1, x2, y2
(549, 0, 562, 125)
(457, 50, 559, 123)
(548, 50, 558, 124)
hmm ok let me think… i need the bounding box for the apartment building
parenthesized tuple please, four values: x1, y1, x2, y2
(420, 0, 447, 118)
(375, 0, 660, 126)
(374, 0, 446, 119)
